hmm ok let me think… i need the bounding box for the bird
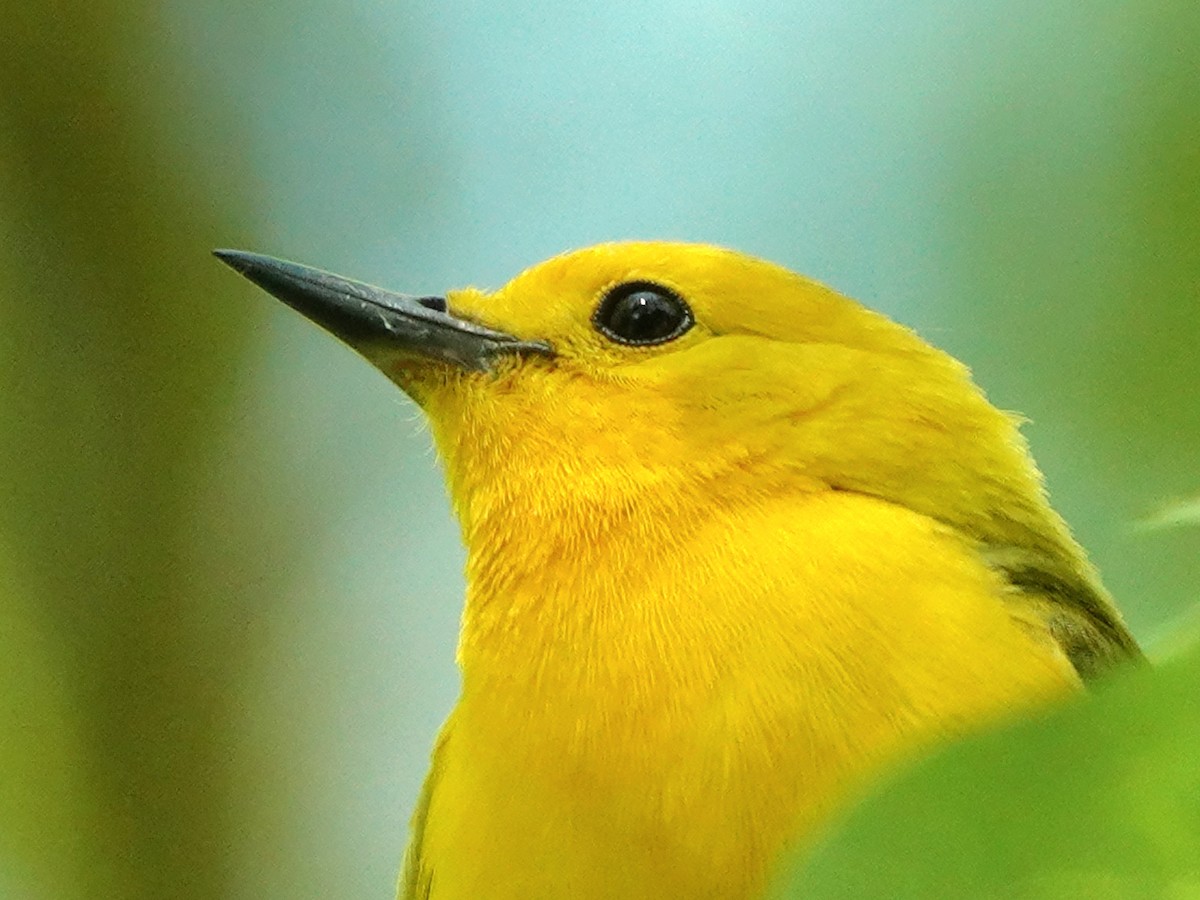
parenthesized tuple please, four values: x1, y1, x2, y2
(215, 242, 1142, 900)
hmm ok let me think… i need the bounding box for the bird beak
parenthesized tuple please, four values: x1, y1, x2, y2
(213, 249, 552, 372)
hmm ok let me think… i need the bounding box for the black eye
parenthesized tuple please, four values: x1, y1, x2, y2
(593, 282, 694, 346)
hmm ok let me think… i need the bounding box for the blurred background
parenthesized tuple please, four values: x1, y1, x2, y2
(2, 1, 1196, 898)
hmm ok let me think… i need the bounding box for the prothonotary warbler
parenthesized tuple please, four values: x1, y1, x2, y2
(215, 242, 1142, 900)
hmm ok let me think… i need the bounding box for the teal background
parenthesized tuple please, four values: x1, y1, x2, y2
(2, 2, 1196, 897)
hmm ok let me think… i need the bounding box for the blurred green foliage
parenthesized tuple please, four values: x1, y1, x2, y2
(935, 0, 1200, 633)
(772, 640, 1200, 899)
(1, 1, 1195, 898)
(1, 3, 275, 897)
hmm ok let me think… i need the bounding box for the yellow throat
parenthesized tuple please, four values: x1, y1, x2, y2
(216, 241, 1141, 900)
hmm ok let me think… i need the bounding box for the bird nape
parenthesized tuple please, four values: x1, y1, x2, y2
(216, 242, 1142, 900)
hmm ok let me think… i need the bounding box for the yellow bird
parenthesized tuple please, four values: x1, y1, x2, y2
(216, 242, 1141, 900)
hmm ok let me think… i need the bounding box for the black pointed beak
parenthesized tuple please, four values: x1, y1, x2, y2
(213, 249, 552, 372)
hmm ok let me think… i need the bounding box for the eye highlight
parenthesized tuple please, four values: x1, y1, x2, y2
(592, 282, 694, 346)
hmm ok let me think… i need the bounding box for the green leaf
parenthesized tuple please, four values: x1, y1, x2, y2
(770, 637, 1200, 899)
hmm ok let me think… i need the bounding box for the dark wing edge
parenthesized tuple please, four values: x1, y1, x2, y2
(983, 544, 1146, 681)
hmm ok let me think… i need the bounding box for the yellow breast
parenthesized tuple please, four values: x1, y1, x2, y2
(415, 490, 1078, 900)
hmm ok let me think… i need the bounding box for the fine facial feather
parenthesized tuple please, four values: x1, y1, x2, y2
(425, 244, 1139, 677)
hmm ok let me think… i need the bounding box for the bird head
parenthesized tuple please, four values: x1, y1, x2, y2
(217, 240, 1140, 678)
(217, 242, 1068, 555)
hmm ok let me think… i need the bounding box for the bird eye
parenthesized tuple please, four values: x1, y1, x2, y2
(592, 282, 694, 346)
